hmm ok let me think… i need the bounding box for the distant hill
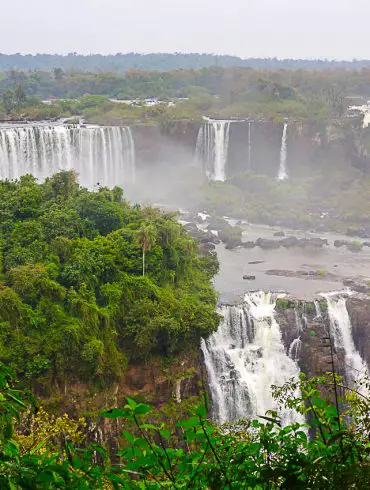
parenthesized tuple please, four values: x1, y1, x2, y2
(0, 53, 370, 72)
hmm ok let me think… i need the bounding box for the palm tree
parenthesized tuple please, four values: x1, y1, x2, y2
(136, 223, 157, 276)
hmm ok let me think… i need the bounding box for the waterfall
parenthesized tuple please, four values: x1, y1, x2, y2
(0, 124, 135, 187)
(277, 122, 288, 181)
(289, 337, 302, 361)
(201, 291, 303, 425)
(195, 119, 231, 182)
(314, 300, 322, 319)
(324, 294, 369, 388)
(323, 293, 368, 393)
(294, 309, 304, 334)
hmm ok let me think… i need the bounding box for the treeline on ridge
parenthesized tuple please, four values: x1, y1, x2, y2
(2, 52, 370, 72)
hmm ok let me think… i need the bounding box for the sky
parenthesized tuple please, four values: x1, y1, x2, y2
(1, 0, 369, 60)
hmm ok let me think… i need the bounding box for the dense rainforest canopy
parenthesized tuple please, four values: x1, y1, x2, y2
(0, 171, 219, 388)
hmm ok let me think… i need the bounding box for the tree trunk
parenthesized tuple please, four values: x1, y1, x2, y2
(142, 249, 145, 276)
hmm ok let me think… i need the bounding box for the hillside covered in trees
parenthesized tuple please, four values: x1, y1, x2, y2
(0, 171, 219, 390)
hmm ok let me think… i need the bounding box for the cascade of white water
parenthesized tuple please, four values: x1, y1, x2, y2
(294, 309, 304, 334)
(201, 291, 303, 425)
(323, 293, 368, 393)
(289, 337, 302, 361)
(195, 119, 231, 182)
(314, 300, 322, 319)
(213, 121, 230, 181)
(278, 122, 288, 180)
(0, 125, 135, 187)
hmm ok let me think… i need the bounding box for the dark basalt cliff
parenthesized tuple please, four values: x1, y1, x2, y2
(40, 296, 370, 417)
(347, 297, 370, 363)
(133, 118, 370, 177)
(277, 296, 370, 381)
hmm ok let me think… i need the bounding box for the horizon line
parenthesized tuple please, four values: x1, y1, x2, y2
(0, 52, 368, 63)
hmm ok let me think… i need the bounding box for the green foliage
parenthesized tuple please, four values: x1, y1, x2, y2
(0, 172, 219, 386)
(275, 298, 291, 309)
(319, 299, 328, 313)
(1, 364, 370, 488)
(0, 62, 362, 124)
(304, 301, 315, 314)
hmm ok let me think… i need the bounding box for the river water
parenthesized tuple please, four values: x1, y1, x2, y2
(214, 222, 370, 302)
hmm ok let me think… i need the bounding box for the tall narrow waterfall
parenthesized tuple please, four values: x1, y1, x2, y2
(195, 119, 231, 181)
(201, 291, 303, 425)
(0, 125, 135, 187)
(277, 122, 288, 180)
(323, 293, 368, 393)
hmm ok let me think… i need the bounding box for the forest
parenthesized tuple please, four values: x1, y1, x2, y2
(2, 64, 369, 124)
(2, 364, 370, 488)
(0, 171, 219, 388)
(0, 175, 369, 488)
(2, 56, 370, 488)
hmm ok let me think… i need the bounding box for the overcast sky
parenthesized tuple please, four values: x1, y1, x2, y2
(1, 0, 369, 59)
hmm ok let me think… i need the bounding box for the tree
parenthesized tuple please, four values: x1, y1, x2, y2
(52, 67, 64, 80)
(0, 172, 218, 381)
(14, 83, 26, 109)
(2, 89, 14, 114)
(136, 222, 157, 276)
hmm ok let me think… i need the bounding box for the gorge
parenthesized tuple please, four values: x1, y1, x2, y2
(0, 117, 370, 429)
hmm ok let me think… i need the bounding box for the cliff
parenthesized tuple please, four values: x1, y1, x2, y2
(133, 118, 370, 178)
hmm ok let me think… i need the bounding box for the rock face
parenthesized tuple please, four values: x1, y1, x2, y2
(133, 119, 370, 179)
(347, 297, 370, 363)
(34, 293, 370, 447)
(37, 351, 205, 420)
(276, 302, 346, 379)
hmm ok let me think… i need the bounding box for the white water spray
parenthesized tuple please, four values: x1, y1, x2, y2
(195, 119, 232, 181)
(201, 291, 303, 425)
(277, 122, 288, 181)
(289, 338, 302, 361)
(0, 124, 135, 187)
(314, 300, 322, 319)
(323, 293, 368, 394)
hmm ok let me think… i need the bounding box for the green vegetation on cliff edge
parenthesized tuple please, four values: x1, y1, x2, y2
(2, 365, 370, 488)
(0, 171, 219, 389)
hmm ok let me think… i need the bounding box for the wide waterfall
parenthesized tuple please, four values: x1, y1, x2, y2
(323, 293, 369, 393)
(0, 124, 135, 187)
(195, 119, 231, 181)
(277, 122, 288, 180)
(201, 291, 303, 425)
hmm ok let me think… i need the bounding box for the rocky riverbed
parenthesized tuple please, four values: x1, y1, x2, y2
(180, 211, 370, 302)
